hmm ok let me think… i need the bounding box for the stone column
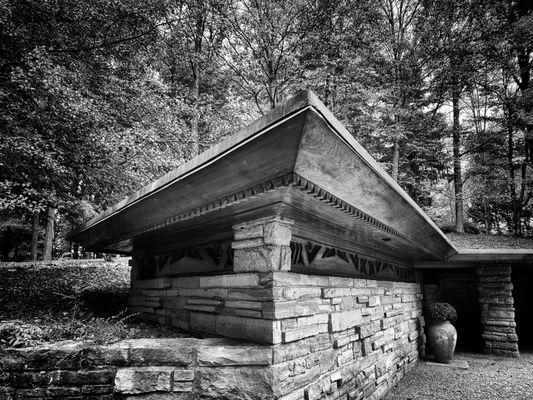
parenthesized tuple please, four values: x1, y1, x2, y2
(476, 265, 519, 357)
(232, 216, 294, 272)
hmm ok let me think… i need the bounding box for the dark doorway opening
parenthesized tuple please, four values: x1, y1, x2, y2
(422, 269, 482, 352)
(512, 266, 533, 351)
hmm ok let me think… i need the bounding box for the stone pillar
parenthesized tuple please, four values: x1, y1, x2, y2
(232, 216, 295, 272)
(477, 265, 519, 357)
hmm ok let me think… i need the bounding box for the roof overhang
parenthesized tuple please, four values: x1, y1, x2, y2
(68, 90, 458, 263)
(415, 248, 533, 268)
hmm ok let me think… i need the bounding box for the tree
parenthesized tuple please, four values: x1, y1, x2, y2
(219, 0, 320, 112)
(158, 0, 228, 157)
(418, 0, 481, 233)
(0, 0, 176, 258)
(30, 212, 39, 260)
(459, 0, 533, 235)
(301, 0, 377, 112)
(0, 0, 248, 259)
(374, 0, 424, 182)
(43, 206, 55, 262)
(501, 0, 533, 235)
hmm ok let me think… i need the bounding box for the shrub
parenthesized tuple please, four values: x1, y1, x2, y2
(0, 260, 196, 348)
(0, 260, 130, 319)
(426, 302, 457, 324)
(0, 320, 44, 348)
(0, 312, 139, 348)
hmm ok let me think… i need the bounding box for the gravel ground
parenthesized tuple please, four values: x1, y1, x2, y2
(383, 352, 533, 400)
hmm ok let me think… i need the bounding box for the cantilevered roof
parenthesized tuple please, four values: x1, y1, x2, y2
(415, 248, 533, 268)
(68, 90, 458, 263)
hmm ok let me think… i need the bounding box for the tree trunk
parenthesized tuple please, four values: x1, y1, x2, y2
(266, 58, 277, 109)
(517, 46, 530, 237)
(324, 74, 333, 108)
(1, 226, 12, 261)
(483, 197, 491, 234)
(191, 62, 200, 157)
(170, 56, 178, 99)
(190, 6, 205, 158)
(43, 206, 55, 262)
(516, 163, 527, 236)
(508, 1, 532, 236)
(452, 87, 464, 233)
(507, 105, 521, 235)
(72, 242, 79, 259)
(494, 212, 502, 234)
(30, 211, 40, 261)
(392, 139, 400, 182)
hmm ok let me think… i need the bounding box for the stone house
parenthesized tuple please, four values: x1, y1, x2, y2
(69, 90, 532, 399)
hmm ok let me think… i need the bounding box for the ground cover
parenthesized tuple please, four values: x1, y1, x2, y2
(0, 259, 193, 348)
(383, 352, 533, 400)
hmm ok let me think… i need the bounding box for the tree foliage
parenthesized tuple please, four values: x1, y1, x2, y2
(1, 0, 533, 260)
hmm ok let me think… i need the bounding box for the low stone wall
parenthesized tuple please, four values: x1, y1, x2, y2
(129, 271, 425, 400)
(0, 338, 273, 400)
(128, 273, 278, 343)
(3, 272, 424, 400)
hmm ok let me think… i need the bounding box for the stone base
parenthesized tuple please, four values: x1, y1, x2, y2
(128, 271, 425, 400)
(0, 338, 273, 400)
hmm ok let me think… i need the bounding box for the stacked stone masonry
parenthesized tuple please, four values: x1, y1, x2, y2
(37, 215, 427, 400)
(232, 216, 294, 273)
(128, 273, 279, 344)
(270, 273, 425, 400)
(0, 338, 274, 400)
(476, 265, 519, 357)
(129, 271, 425, 400)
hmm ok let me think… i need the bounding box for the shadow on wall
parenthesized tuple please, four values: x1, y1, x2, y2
(512, 267, 533, 351)
(423, 269, 482, 352)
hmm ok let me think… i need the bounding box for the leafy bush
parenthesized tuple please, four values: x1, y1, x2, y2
(426, 302, 458, 324)
(0, 260, 130, 319)
(0, 320, 44, 348)
(0, 259, 196, 348)
(0, 312, 140, 348)
(0, 260, 132, 347)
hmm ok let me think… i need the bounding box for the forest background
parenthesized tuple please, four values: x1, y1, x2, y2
(1, 0, 532, 261)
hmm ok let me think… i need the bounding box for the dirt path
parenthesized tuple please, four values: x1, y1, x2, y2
(383, 352, 533, 400)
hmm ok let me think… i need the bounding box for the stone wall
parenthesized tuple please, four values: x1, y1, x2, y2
(128, 273, 279, 344)
(0, 338, 273, 400)
(128, 271, 425, 400)
(126, 215, 426, 400)
(476, 265, 519, 357)
(2, 272, 424, 400)
(269, 273, 424, 400)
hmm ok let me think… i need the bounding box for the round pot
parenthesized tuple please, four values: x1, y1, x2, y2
(427, 320, 457, 363)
